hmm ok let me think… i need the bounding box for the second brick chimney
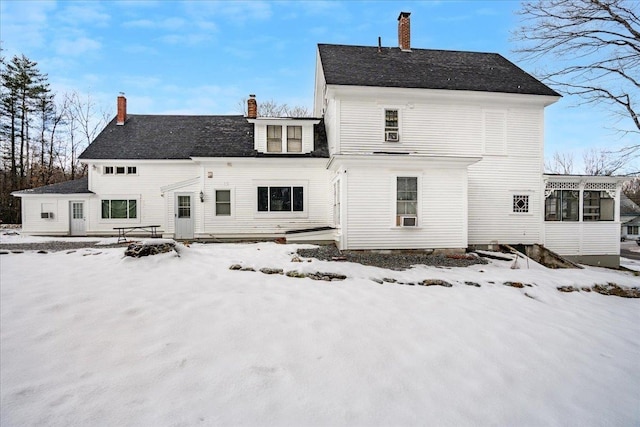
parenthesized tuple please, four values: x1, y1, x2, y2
(398, 12, 411, 51)
(247, 94, 257, 119)
(116, 94, 127, 125)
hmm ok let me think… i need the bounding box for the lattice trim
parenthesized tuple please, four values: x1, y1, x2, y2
(584, 182, 616, 190)
(545, 181, 579, 190)
(513, 195, 529, 213)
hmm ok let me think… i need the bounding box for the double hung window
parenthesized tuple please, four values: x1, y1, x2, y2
(396, 177, 417, 226)
(287, 126, 302, 152)
(215, 190, 231, 216)
(267, 125, 282, 153)
(385, 109, 399, 142)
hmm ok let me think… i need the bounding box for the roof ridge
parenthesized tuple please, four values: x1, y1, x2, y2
(318, 42, 501, 57)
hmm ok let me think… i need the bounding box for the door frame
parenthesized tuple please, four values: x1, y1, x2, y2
(69, 200, 87, 236)
(174, 192, 195, 239)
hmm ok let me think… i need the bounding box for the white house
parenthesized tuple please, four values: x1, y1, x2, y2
(621, 193, 640, 240)
(13, 12, 626, 267)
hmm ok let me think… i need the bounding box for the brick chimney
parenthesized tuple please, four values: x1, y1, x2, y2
(398, 12, 411, 51)
(247, 94, 257, 119)
(116, 94, 127, 125)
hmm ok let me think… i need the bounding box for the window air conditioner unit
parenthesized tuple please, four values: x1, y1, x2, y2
(400, 216, 417, 227)
(41, 212, 54, 219)
(385, 130, 399, 142)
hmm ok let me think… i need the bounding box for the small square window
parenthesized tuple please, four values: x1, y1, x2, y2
(116, 166, 126, 174)
(127, 166, 137, 174)
(104, 166, 114, 174)
(513, 195, 529, 213)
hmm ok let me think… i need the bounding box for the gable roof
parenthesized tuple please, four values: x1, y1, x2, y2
(317, 44, 560, 97)
(12, 177, 92, 195)
(79, 115, 329, 160)
(621, 193, 640, 216)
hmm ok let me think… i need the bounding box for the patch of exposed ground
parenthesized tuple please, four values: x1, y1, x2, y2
(296, 245, 487, 270)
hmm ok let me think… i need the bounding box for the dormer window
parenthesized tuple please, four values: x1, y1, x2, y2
(267, 125, 282, 152)
(385, 109, 399, 142)
(287, 126, 302, 152)
(248, 117, 320, 154)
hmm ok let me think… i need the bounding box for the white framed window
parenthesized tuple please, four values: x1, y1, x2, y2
(101, 199, 137, 219)
(267, 125, 282, 152)
(257, 186, 304, 212)
(396, 176, 418, 226)
(545, 190, 579, 221)
(628, 225, 639, 235)
(215, 190, 231, 216)
(287, 125, 302, 152)
(103, 165, 137, 175)
(385, 109, 399, 142)
(583, 191, 614, 221)
(512, 195, 529, 213)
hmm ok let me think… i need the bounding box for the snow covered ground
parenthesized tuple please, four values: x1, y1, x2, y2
(1, 237, 639, 426)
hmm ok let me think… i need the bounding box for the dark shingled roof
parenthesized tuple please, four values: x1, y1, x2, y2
(318, 44, 560, 97)
(13, 177, 91, 195)
(79, 115, 329, 160)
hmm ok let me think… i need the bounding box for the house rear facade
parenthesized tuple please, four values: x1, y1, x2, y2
(13, 12, 625, 267)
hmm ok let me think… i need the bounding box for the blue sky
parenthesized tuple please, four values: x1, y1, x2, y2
(1, 0, 637, 172)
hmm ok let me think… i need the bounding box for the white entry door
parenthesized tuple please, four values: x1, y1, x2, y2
(69, 201, 86, 236)
(175, 193, 194, 239)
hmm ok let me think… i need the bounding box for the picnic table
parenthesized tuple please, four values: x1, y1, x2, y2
(114, 225, 161, 243)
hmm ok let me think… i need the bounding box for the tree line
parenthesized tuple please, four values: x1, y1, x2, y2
(0, 53, 109, 223)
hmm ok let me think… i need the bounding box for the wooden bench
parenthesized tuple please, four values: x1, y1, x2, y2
(113, 225, 162, 243)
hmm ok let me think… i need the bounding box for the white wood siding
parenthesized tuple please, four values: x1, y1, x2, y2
(84, 159, 331, 238)
(330, 89, 546, 247)
(87, 162, 198, 234)
(468, 106, 544, 245)
(252, 121, 317, 154)
(324, 99, 338, 155)
(254, 125, 266, 152)
(338, 99, 484, 157)
(343, 166, 468, 250)
(545, 222, 620, 256)
(19, 196, 90, 235)
(199, 160, 331, 236)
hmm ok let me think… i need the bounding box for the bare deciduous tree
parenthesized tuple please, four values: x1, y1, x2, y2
(237, 97, 310, 117)
(514, 0, 639, 164)
(62, 91, 110, 179)
(582, 147, 628, 175)
(545, 151, 576, 174)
